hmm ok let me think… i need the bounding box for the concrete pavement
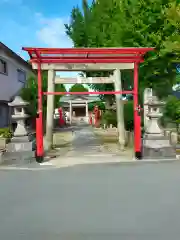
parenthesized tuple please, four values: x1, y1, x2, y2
(0, 161, 180, 239)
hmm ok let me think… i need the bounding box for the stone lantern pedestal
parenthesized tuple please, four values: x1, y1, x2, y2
(143, 96, 176, 159)
(4, 96, 35, 164)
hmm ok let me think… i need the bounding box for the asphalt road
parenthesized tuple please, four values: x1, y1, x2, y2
(0, 161, 180, 240)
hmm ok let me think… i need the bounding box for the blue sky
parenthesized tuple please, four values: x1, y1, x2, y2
(0, 0, 92, 90)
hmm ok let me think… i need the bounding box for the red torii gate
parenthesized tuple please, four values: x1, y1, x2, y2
(22, 47, 154, 162)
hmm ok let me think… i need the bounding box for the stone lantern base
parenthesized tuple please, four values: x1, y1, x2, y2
(142, 95, 177, 160)
(2, 134, 36, 165)
(143, 135, 177, 159)
(1, 96, 36, 165)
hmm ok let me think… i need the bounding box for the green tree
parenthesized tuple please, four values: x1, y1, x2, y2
(124, 101, 134, 131)
(69, 83, 88, 92)
(54, 84, 66, 108)
(65, 0, 94, 47)
(21, 73, 66, 118)
(65, 0, 123, 105)
(163, 95, 180, 133)
(21, 73, 47, 118)
(65, 0, 180, 99)
(88, 101, 105, 111)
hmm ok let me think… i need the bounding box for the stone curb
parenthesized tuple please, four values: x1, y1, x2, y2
(53, 157, 179, 167)
(0, 156, 179, 170)
(0, 165, 56, 171)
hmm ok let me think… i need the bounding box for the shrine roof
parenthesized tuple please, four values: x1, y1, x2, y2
(60, 94, 101, 103)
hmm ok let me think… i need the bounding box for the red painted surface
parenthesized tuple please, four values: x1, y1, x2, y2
(133, 62, 141, 154)
(36, 63, 44, 157)
(93, 106, 101, 128)
(31, 56, 142, 60)
(22, 47, 154, 65)
(43, 91, 133, 95)
(58, 107, 65, 126)
(30, 59, 143, 64)
(22, 47, 154, 159)
(35, 117, 40, 154)
(22, 47, 154, 55)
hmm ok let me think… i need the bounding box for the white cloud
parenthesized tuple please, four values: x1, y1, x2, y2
(36, 14, 73, 48)
(0, 8, 73, 59)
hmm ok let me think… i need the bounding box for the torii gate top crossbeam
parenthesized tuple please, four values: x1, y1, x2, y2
(22, 47, 154, 64)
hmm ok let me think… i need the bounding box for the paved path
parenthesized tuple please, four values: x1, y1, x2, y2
(66, 127, 106, 157)
(49, 126, 133, 167)
(50, 126, 127, 167)
(60, 126, 116, 158)
(1, 161, 180, 239)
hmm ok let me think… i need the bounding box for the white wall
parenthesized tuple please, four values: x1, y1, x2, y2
(0, 49, 32, 101)
(0, 49, 33, 128)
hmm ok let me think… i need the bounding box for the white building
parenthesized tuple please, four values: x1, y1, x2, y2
(0, 42, 33, 128)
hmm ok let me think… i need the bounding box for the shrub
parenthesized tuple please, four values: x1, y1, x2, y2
(101, 110, 117, 127)
(101, 101, 134, 130)
(88, 101, 105, 111)
(163, 95, 180, 133)
(0, 128, 13, 139)
(124, 101, 134, 131)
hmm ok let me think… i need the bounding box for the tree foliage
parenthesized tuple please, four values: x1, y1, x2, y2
(21, 73, 66, 118)
(101, 101, 134, 131)
(88, 101, 105, 111)
(21, 73, 47, 118)
(163, 95, 180, 132)
(123, 101, 134, 131)
(69, 83, 88, 92)
(65, 0, 180, 99)
(54, 84, 66, 108)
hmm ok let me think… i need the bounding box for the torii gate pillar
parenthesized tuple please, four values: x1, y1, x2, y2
(114, 69, 125, 149)
(45, 69, 55, 149)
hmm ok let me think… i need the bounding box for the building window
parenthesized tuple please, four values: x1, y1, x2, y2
(0, 59, 8, 74)
(17, 69, 26, 83)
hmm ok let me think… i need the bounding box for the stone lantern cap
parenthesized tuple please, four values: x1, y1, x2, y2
(147, 96, 165, 118)
(8, 96, 29, 107)
(147, 96, 165, 107)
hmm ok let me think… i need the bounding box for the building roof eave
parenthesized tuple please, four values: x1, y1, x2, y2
(0, 42, 33, 72)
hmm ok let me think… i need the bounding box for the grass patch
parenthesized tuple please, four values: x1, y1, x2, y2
(53, 142, 71, 148)
(99, 136, 118, 144)
(93, 130, 119, 145)
(53, 131, 74, 148)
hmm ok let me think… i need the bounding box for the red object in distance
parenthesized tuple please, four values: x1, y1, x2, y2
(58, 107, 65, 126)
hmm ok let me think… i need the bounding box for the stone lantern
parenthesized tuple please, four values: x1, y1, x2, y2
(143, 96, 176, 159)
(9, 96, 29, 137)
(145, 96, 164, 137)
(5, 96, 35, 163)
